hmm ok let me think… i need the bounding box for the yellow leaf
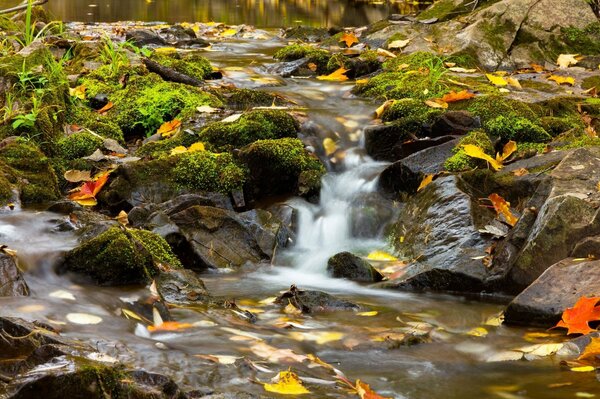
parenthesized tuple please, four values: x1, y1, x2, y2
(557, 54, 579, 69)
(69, 85, 86, 100)
(548, 75, 575, 86)
(154, 47, 177, 54)
(317, 67, 349, 82)
(388, 39, 410, 50)
(489, 193, 519, 227)
(376, 48, 396, 58)
(506, 77, 522, 89)
(417, 174, 434, 192)
(170, 146, 188, 155)
(115, 210, 129, 226)
(467, 327, 488, 337)
(424, 99, 448, 109)
(73, 197, 98, 206)
(577, 337, 600, 361)
(496, 140, 517, 162)
(486, 74, 508, 86)
(289, 331, 344, 345)
(357, 311, 378, 317)
(188, 142, 205, 152)
(367, 250, 398, 261)
(284, 301, 302, 315)
(263, 370, 310, 395)
(374, 99, 394, 119)
(356, 78, 370, 84)
(323, 138, 337, 156)
(463, 144, 502, 170)
(571, 366, 596, 372)
(158, 119, 181, 137)
(221, 28, 238, 37)
(340, 32, 359, 47)
(121, 308, 143, 321)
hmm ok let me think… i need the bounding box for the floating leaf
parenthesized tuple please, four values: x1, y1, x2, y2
(554, 296, 600, 335)
(557, 54, 579, 69)
(69, 85, 86, 100)
(387, 39, 410, 50)
(463, 144, 502, 170)
(323, 138, 337, 156)
(440, 90, 476, 103)
(366, 251, 398, 261)
(357, 311, 378, 317)
(517, 343, 563, 357)
(548, 75, 575, 86)
(317, 67, 349, 82)
(148, 321, 194, 332)
(417, 174, 434, 192)
(158, 119, 181, 137)
(66, 313, 102, 325)
(340, 32, 359, 48)
(264, 370, 310, 395)
(488, 193, 519, 227)
(486, 74, 508, 86)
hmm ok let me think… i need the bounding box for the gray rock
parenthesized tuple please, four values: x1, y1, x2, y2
(268, 58, 314, 77)
(504, 258, 600, 327)
(275, 285, 360, 313)
(0, 253, 29, 297)
(327, 252, 384, 282)
(400, 137, 460, 174)
(572, 236, 600, 259)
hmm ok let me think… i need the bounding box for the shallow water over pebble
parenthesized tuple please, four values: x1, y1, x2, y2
(0, 32, 598, 399)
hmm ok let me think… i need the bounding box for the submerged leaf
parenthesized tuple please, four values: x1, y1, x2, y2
(264, 370, 310, 394)
(317, 67, 349, 82)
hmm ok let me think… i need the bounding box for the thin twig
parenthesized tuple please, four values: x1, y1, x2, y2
(0, 0, 48, 16)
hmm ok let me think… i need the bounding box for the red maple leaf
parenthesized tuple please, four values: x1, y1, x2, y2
(554, 296, 600, 335)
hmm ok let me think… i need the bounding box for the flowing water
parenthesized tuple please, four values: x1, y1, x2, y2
(1, 14, 599, 399)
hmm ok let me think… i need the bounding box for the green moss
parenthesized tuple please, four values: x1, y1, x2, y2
(417, 0, 464, 21)
(274, 44, 331, 73)
(540, 116, 584, 136)
(62, 226, 181, 285)
(467, 94, 540, 124)
(111, 73, 220, 138)
(552, 128, 600, 150)
(480, 19, 515, 53)
(0, 173, 13, 204)
(198, 110, 299, 151)
(66, 106, 124, 143)
(0, 140, 59, 203)
(485, 115, 551, 142)
(56, 131, 103, 160)
(560, 23, 600, 55)
(382, 51, 441, 72)
(136, 135, 187, 159)
(174, 151, 246, 193)
(224, 88, 276, 110)
(382, 98, 443, 122)
(150, 52, 213, 81)
(444, 130, 493, 172)
(519, 79, 558, 92)
(582, 76, 600, 90)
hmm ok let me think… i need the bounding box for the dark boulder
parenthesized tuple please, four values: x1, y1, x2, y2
(327, 252, 383, 282)
(0, 252, 29, 297)
(377, 162, 422, 198)
(429, 111, 480, 137)
(275, 285, 360, 313)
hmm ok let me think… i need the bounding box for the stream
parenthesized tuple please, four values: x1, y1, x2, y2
(1, 19, 599, 399)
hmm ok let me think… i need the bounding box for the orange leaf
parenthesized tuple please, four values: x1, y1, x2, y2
(96, 101, 114, 114)
(68, 171, 111, 206)
(554, 297, 600, 335)
(488, 193, 518, 227)
(147, 321, 194, 332)
(356, 380, 392, 399)
(158, 119, 182, 137)
(317, 67, 349, 82)
(577, 337, 600, 361)
(440, 90, 476, 103)
(339, 32, 359, 48)
(417, 174, 434, 192)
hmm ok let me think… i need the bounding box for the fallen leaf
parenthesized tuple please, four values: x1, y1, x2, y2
(376, 48, 396, 58)
(357, 311, 378, 317)
(284, 301, 302, 315)
(115, 210, 129, 226)
(195, 354, 240, 364)
(424, 99, 448, 109)
(317, 67, 349, 82)
(157, 119, 181, 138)
(374, 100, 394, 119)
(66, 313, 102, 325)
(486, 74, 508, 87)
(577, 337, 600, 361)
(387, 39, 410, 50)
(506, 77, 522, 90)
(366, 251, 398, 261)
(548, 75, 575, 86)
(488, 193, 519, 227)
(64, 169, 92, 183)
(289, 331, 344, 345)
(249, 341, 307, 363)
(570, 366, 596, 372)
(170, 146, 188, 155)
(417, 174, 434, 192)
(512, 168, 529, 176)
(323, 138, 337, 156)
(356, 380, 392, 399)
(557, 54, 579, 69)
(467, 327, 488, 337)
(340, 32, 359, 48)
(197, 105, 218, 113)
(496, 140, 517, 163)
(448, 67, 477, 73)
(554, 296, 600, 335)
(148, 321, 194, 332)
(69, 85, 86, 100)
(221, 28, 238, 37)
(264, 370, 310, 394)
(517, 343, 563, 357)
(154, 47, 177, 54)
(68, 170, 111, 206)
(531, 64, 545, 73)
(221, 113, 243, 123)
(307, 62, 317, 71)
(440, 90, 476, 103)
(463, 144, 502, 170)
(121, 308, 143, 321)
(188, 142, 205, 152)
(96, 101, 114, 114)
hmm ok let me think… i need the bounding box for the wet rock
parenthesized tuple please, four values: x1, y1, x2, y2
(364, 122, 413, 162)
(571, 237, 600, 259)
(283, 26, 331, 42)
(0, 252, 29, 297)
(349, 193, 396, 238)
(392, 136, 457, 161)
(125, 29, 168, 47)
(379, 176, 493, 293)
(429, 111, 480, 137)
(377, 162, 422, 198)
(268, 58, 315, 77)
(275, 285, 360, 313)
(400, 137, 460, 174)
(327, 252, 383, 282)
(343, 56, 382, 79)
(504, 258, 600, 327)
(58, 226, 182, 286)
(155, 268, 210, 304)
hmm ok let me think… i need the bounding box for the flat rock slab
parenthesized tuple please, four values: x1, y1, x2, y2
(504, 258, 600, 327)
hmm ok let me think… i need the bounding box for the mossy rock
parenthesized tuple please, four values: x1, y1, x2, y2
(197, 110, 299, 151)
(541, 116, 584, 137)
(444, 130, 494, 172)
(382, 98, 444, 123)
(484, 115, 551, 143)
(239, 138, 325, 200)
(66, 106, 124, 143)
(274, 44, 331, 74)
(0, 173, 14, 205)
(56, 131, 103, 160)
(466, 94, 540, 124)
(582, 75, 600, 91)
(60, 226, 182, 286)
(150, 52, 213, 81)
(559, 23, 600, 55)
(0, 140, 59, 203)
(224, 88, 277, 110)
(174, 151, 247, 193)
(78, 63, 148, 98)
(417, 0, 467, 22)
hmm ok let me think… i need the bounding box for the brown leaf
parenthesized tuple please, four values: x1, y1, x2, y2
(488, 193, 518, 227)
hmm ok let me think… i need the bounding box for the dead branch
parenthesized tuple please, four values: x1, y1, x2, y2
(0, 0, 48, 16)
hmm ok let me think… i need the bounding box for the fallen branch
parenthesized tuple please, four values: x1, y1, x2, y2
(0, 0, 48, 16)
(142, 57, 205, 87)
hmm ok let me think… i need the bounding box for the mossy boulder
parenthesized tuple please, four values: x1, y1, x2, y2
(150, 52, 213, 81)
(197, 110, 299, 151)
(382, 98, 443, 123)
(174, 151, 246, 193)
(484, 115, 551, 143)
(56, 131, 103, 160)
(466, 95, 540, 124)
(444, 130, 494, 172)
(224, 88, 278, 110)
(66, 106, 124, 143)
(0, 139, 59, 203)
(274, 44, 331, 74)
(239, 138, 325, 200)
(59, 226, 182, 286)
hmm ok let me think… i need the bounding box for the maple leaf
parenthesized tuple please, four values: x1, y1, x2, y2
(317, 67, 349, 82)
(577, 337, 600, 361)
(440, 90, 476, 103)
(554, 296, 600, 335)
(355, 380, 392, 399)
(263, 370, 310, 394)
(158, 119, 182, 137)
(339, 32, 359, 48)
(488, 193, 518, 227)
(68, 171, 111, 206)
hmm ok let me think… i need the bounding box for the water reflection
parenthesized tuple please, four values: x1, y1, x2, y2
(0, 0, 426, 27)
